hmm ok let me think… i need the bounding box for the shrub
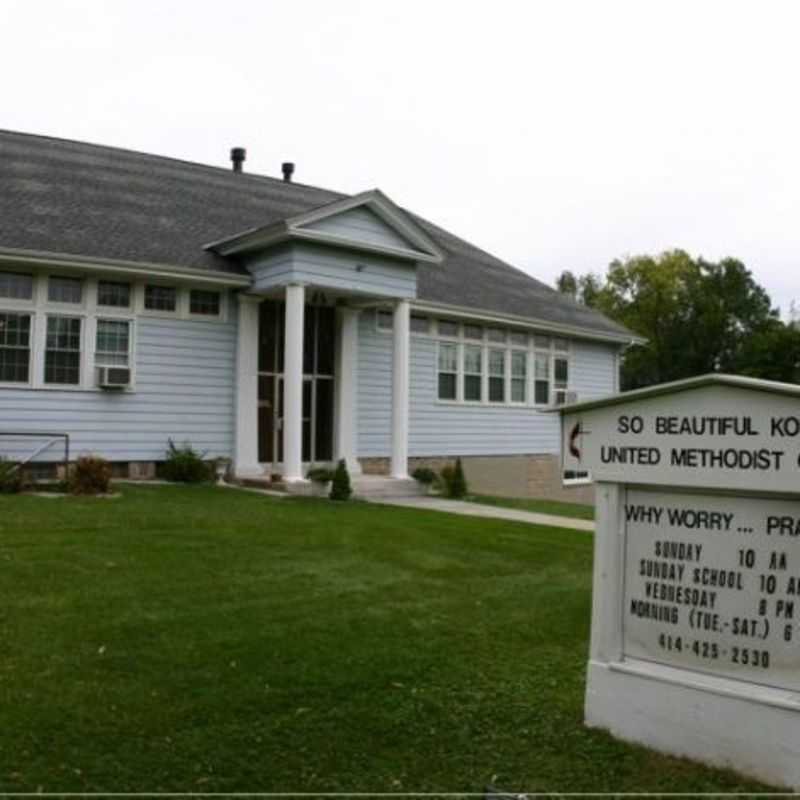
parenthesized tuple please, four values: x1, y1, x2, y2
(68, 455, 112, 496)
(329, 459, 352, 501)
(160, 439, 212, 484)
(411, 467, 437, 486)
(0, 457, 26, 494)
(307, 466, 335, 484)
(440, 458, 468, 499)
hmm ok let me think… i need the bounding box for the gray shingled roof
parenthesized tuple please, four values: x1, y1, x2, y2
(0, 129, 633, 340)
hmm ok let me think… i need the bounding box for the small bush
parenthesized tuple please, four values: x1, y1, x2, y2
(450, 458, 468, 498)
(68, 456, 112, 495)
(307, 466, 335, 483)
(160, 439, 212, 484)
(0, 457, 26, 494)
(440, 458, 468, 499)
(411, 467, 437, 486)
(329, 459, 352, 501)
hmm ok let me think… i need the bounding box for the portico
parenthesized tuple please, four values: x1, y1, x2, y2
(215, 189, 444, 483)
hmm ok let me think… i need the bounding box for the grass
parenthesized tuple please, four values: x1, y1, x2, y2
(467, 493, 595, 520)
(0, 485, 774, 794)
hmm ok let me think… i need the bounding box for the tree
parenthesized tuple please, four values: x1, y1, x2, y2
(555, 270, 602, 307)
(555, 270, 577, 300)
(329, 459, 352, 501)
(563, 251, 792, 389)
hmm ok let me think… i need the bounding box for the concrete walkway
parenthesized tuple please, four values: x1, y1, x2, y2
(369, 496, 594, 532)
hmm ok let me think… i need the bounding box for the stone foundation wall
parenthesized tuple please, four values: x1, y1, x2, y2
(358, 453, 595, 506)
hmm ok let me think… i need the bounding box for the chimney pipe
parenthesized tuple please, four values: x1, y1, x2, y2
(282, 162, 295, 182)
(231, 147, 246, 173)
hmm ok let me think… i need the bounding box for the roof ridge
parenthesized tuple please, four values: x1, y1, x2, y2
(0, 127, 348, 197)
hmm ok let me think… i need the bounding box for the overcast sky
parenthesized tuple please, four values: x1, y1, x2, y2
(2, 0, 797, 315)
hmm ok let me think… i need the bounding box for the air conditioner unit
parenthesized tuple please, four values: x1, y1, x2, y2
(564, 390, 579, 405)
(97, 366, 131, 389)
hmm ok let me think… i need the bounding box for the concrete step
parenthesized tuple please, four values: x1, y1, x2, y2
(351, 476, 425, 500)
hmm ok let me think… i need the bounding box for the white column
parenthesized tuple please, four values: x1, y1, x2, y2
(282, 283, 306, 482)
(334, 307, 361, 474)
(234, 293, 261, 476)
(390, 299, 410, 479)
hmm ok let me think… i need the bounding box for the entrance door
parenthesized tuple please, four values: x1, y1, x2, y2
(257, 300, 335, 468)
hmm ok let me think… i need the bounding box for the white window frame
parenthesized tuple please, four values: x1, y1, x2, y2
(427, 315, 572, 409)
(94, 315, 136, 375)
(0, 269, 230, 392)
(436, 341, 458, 401)
(42, 313, 85, 389)
(188, 288, 224, 319)
(0, 310, 34, 389)
(509, 348, 527, 405)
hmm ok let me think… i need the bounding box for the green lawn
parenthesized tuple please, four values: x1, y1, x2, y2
(467, 493, 595, 521)
(0, 486, 773, 794)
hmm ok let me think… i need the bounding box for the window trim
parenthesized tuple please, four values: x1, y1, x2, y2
(428, 316, 572, 409)
(43, 313, 84, 388)
(0, 269, 227, 392)
(188, 288, 223, 319)
(0, 310, 34, 388)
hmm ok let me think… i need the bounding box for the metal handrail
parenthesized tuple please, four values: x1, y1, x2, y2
(0, 431, 70, 476)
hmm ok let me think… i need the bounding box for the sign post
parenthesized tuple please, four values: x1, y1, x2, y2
(558, 374, 800, 789)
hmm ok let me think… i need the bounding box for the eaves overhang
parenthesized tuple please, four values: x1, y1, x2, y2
(0, 246, 252, 287)
(408, 298, 646, 347)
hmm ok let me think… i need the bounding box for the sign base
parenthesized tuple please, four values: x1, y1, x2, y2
(585, 659, 800, 789)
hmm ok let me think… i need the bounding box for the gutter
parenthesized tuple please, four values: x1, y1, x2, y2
(0, 246, 252, 287)
(408, 298, 646, 347)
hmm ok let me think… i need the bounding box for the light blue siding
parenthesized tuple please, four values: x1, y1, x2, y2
(357, 311, 618, 457)
(247, 243, 416, 299)
(0, 297, 236, 462)
(302, 206, 413, 250)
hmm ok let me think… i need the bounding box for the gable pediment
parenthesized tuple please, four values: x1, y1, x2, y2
(205, 189, 444, 264)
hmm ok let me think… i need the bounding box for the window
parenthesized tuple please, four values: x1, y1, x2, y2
(511, 350, 527, 402)
(144, 285, 177, 312)
(376, 310, 393, 330)
(190, 289, 221, 316)
(0, 313, 31, 383)
(463, 344, 482, 401)
(437, 342, 457, 400)
(509, 331, 528, 347)
(554, 337, 569, 352)
(48, 276, 82, 304)
(534, 334, 551, 349)
(554, 357, 569, 404)
(437, 319, 459, 337)
(97, 281, 131, 308)
(488, 348, 505, 402)
(488, 327, 506, 343)
(44, 316, 82, 385)
(534, 352, 550, 404)
(95, 319, 131, 367)
(410, 315, 429, 334)
(0, 272, 33, 300)
(464, 324, 483, 340)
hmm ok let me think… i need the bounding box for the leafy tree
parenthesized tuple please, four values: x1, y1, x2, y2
(558, 251, 794, 388)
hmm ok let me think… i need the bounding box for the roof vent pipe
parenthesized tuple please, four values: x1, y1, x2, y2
(231, 147, 246, 173)
(282, 162, 295, 182)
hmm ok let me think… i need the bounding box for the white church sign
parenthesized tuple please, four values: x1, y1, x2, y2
(559, 374, 800, 789)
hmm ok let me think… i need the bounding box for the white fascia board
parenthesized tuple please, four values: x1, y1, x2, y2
(0, 247, 251, 287)
(553, 372, 800, 415)
(408, 298, 645, 346)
